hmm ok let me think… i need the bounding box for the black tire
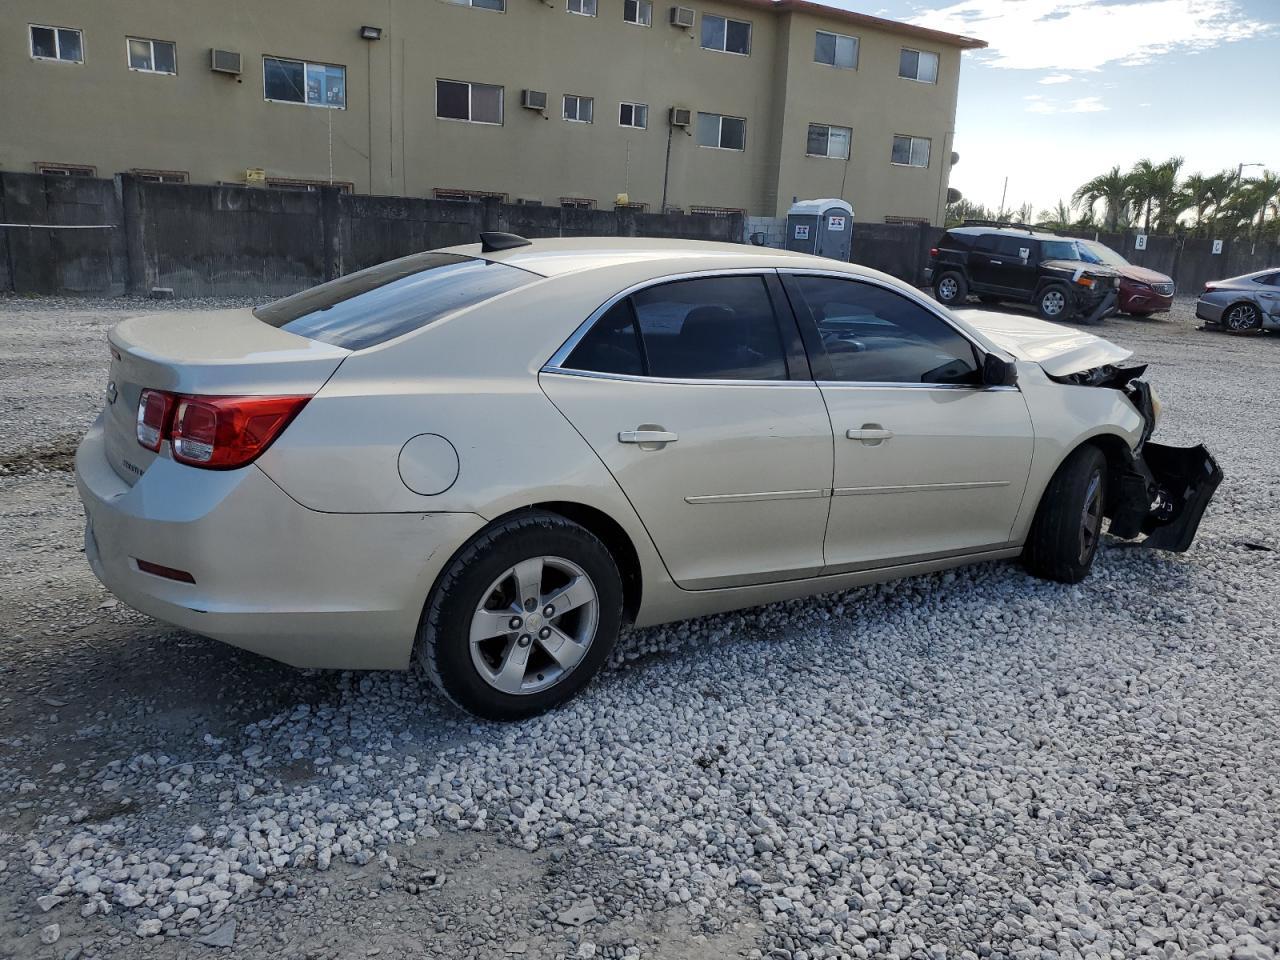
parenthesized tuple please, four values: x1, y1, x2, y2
(933, 270, 968, 307)
(1036, 283, 1073, 321)
(1022, 445, 1108, 584)
(416, 511, 623, 720)
(1222, 301, 1262, 333)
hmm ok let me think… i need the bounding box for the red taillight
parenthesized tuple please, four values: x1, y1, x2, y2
(1204, 283, 1217, 292)
(929, 247, 939, 258)
(136, 389, 175, 452)
(135, 391, 310, 469)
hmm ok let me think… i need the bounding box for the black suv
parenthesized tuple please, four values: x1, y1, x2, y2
(925, 224, 1121, 323)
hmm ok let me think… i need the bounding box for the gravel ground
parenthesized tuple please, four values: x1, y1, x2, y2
(0, 295, 1278, 960)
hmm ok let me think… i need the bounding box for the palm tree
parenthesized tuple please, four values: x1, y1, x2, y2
(1180, 174, 1216, 234)
(1150, 158, 1186, 232)
(1073, 166, 1130, 231)
(1037, 198, 1074, 231)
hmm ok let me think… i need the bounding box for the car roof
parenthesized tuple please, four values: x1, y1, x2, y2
(945, 226, 1066, 242)
(437, 236, 848, 278)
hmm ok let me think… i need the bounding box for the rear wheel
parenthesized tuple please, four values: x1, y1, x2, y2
(1223, 302, 1262, 333)
(1036, 284, 1072, 321)
(933, 270, 968, 307)
(1023, 445, 1108, 584)
(417, 511, 623, 720)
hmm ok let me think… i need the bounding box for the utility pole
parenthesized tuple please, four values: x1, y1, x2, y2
(998, 176, 1008, 221)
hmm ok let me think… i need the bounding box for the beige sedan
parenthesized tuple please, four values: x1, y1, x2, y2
(75, 236, 1220, 719)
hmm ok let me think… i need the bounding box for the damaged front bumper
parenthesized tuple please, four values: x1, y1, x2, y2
(1109, 442, 1223, 552)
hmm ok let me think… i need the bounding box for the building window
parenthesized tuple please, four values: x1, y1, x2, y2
(29, 25, 83, 63)
(619, 102, 648, 128)
(891, 135, 931, 167)
(806, 123, 851, 160)
(688, 205, 745, 217)
(695, 112, 745, 151)
(898, 48, 939, 83)
(814, 30, 858, 69)
(568, 0, 598, 16)
(448, 0, 506, 10)
(623, 0, 652, 25)
(132, 169, 189, 183)
(127, 37, 176, 74)
(563, 94, 594, 123)
(436, 79, 504, 124)
(700, 15, 751, 55)
(264, 57, 346, 108)
(35, 162, 95, 177)
(265, 177, 353, 193)
(433, 188, 507, 202)
(561, 197, 595, 209)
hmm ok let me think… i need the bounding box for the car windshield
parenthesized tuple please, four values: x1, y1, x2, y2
(1077, 240, 1130, 268)
(1039, 239, 1083, 261)
(253, 253, 538, 350)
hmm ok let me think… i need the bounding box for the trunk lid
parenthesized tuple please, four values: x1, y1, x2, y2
(953, 308, 1133, 377)
(103, 308, 348, 485)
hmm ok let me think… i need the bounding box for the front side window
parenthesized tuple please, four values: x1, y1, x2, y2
(700, 14, 751, 54)
(564, 94, 594, 123)
(623, 0, 653, 25)
(568, 0, 599, 16)
(891, 135, 930, 167)
(696, 112, 746, 150)
(436, 79, 504, 124)
(264, 57, 345, 108)
(814, 31, 858, 69)
(806, 123, 851, 160)
(254, 253, 536, 351)
(791, 276, 979, 385)
(619, 101, 648, 128)
(128, 37, 176, 73)
(1040, 240, 1084, 261)
(30, 25, 83, 62)
(899, 47, 939, 83)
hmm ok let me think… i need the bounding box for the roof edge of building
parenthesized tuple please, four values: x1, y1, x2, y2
(730, 0, 988, 50)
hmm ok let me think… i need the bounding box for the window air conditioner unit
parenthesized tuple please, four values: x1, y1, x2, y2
(521, 89, 548, 111)
(669, 107, 692, 127)
(669, 6, 695, 27)
(210, 49, 242, 74)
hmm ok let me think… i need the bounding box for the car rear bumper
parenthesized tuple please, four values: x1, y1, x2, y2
(76, 417, 485, 670)
(1195, 298, 1225, 324)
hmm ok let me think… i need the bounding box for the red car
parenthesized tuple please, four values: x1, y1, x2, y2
(1076, 239, 1175, 316)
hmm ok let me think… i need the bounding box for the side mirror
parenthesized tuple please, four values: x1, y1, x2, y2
(982, 353, 1018, 387)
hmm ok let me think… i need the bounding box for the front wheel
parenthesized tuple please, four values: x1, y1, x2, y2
(416, 511, 623, 720)
(1022, 445, 1108, 584)
(1036, 284, 1073, 321)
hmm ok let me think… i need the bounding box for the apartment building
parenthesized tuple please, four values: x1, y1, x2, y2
(1, 0, 983, 223)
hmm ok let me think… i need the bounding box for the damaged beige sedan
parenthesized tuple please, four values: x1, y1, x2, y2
(76, 236, 1221, 719)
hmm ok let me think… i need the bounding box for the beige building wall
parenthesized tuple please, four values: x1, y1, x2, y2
(0, 0, 981, 223)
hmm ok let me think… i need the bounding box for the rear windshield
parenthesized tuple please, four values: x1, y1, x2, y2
(253, 252, 537, 350)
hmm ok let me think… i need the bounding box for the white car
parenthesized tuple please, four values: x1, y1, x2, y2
(76, 236, 1220, 719)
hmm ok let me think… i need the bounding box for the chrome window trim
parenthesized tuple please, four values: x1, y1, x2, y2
(542, 368, 811, 388)
(817, 381, 1018, 392)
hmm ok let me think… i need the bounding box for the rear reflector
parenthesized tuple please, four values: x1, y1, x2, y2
(134, 391, 310, 469)
(135, 559, 196, 583)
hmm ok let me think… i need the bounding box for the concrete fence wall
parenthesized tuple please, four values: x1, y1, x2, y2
(1, 173, 744, 299)
(3, 171, 1276, 299)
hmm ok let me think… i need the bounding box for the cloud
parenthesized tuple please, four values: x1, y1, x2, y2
(1038, 74, 1074, 84)
(910, 0, 1273, 72)
(1064, 96, 1107, 112)
(1021, 94, 1107, 114)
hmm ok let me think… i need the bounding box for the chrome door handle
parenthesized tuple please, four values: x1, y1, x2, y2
(989, 259, 1002, 265)
(619, 429, 678, 444)
(846, 426, 893, 443)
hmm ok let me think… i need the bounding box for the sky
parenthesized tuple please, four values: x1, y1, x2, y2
(825, 0, 1279, 216)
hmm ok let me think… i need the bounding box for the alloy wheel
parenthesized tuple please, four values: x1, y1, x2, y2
(1042, 290, 1066, 317)
(1225, 304, 1259, 332)
(938, 277, 959, 300)
(1078, 471, 1103, 565)
(469, 556, 599, 696)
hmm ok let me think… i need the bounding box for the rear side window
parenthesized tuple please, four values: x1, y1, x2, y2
(563, 276, 789, 381)
(253, 253, 537, 350)
(791, 276, 980, 385)
(973, 234, 998, 253)
(939, 231, 972, 252)
(995, 236, 1034, 258)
